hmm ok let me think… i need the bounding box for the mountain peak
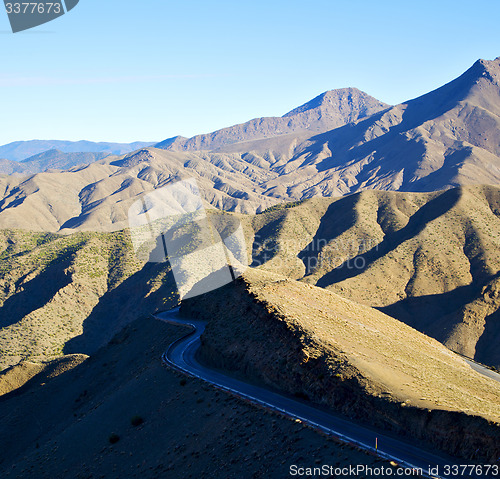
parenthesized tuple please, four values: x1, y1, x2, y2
(155, 89, 388, 152)
(282, 87, 389, 124)
(155, 135, 188, 150)
(477, 56, 500, 69)
(283, 87, 365, 116)
(475, 56, 500, 84)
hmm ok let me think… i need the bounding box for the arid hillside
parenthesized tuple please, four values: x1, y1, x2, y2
(256, 57, 500, 199)
(1, 184, 499, 372)
(0, 229, 177, 371)
(0, 58, 499, 231)
(0, 316, 403, 479)
(240, 185, 500, 369)
(182, 269, 500, 462)
(156, 88, 389, 151)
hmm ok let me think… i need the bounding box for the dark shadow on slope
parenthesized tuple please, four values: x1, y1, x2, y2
(398, 59, 485, 129)
(59, 211, 96, 230)
(64, 261, 178, 356)
(278, 62, 487, 190)
(406, 148, 471, 193)
(378, 282, 488, 341)
(475, 308, 500, 369)
(315, 188, 461, 287)
(275, 111, 428, 195)
(251, 213, 288, 267)
(0, 253, 74, 329)
(278, 110, 390, 173)
(380, 270, 500, 369)
(0, 357, 87, 403)
(298, 193, 362, 275)
(0, 191, 27, 212)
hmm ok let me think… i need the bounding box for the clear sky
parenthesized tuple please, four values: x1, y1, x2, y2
(1, 0, 499, 145)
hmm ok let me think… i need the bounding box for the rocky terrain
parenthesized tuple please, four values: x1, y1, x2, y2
(1, 183, 499, 374)
(0, 316, 402, 479)
(235, 185, 500, 369)
(0, 229, 177, 370)
(156, 88, 388, 151)
(1, 55, 500, 478)
(0, 57, 499, 231)
(182, 269, 500, 462)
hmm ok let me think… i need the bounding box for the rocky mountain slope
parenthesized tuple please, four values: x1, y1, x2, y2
(182, 269, 500, 462)
(0, 58, 498, 230)
(0, 229, 177, 370)
(20, 148, 111, 171)
(0, 159, 26, 175)
(238, 185, 500, 369)
(1, 184, 499, 371)
(0, 316, 396, 479)
(267, 56, 500, 197)
(156, 88, 389, 151)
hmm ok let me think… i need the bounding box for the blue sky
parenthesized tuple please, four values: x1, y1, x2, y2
(1, 0, 499, 145)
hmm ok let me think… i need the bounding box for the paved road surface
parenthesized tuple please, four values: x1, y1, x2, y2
(463, 358, 500, 384)
(158, 308, 498, 479)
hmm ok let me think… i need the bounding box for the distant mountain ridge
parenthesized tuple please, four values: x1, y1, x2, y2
(0, 57, 499, 230)
(155, 88, 389, 151)
(0, 140, 155, 163)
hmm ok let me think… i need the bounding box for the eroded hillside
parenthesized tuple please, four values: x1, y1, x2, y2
(0, 230, 177, 370)
(242, 185, 500, 369)
(182, 269, 500, 462)
(0, 58, 500, 232)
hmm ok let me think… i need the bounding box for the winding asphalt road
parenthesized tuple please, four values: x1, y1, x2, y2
(157, 308, 498, 479)
(463, 358, 500, 384)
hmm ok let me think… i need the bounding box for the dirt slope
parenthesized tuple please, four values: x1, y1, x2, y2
(241, 185, 500, 368)
(156, 88, 388, 151)
(0, 316, 399, 479)
(0, 229, 177, 371)
(0, 58, 499, 231)
(182, 269, 500, 462)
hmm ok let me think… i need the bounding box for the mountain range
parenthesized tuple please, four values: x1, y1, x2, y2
(1, 56, 500, 476)
(0, 57, 499, 232)
(0, 140, 155, 175)
(156, 88, 389, 151)
(0, 140, 155, 162)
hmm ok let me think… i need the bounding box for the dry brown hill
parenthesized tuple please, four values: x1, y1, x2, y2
(0, 159, 26, 175)
(267, 56, 500, 197)
(0, 354, 87, 396)
(1, 191, 500, 471)
(0, 58, 499, 231)
(182, 269, 500, 462)
(156, 88, 389, 151)
(238, 185, 500, 369)
(0, 229, 177, 371)
(2, 184, 499, 371)
(0, 315, 401, 479)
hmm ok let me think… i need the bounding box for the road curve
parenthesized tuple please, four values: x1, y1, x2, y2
(463, 358, 500, 384)
(157, 308, 489, 479)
